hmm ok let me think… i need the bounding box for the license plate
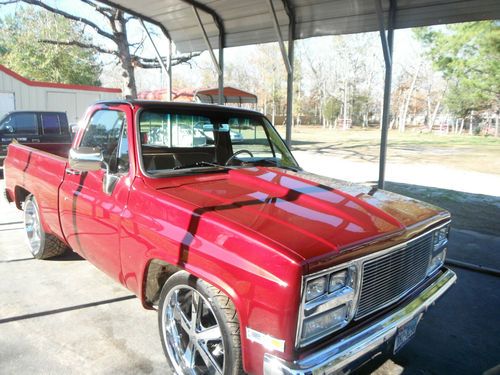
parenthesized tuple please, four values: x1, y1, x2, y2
(393, 315, 421, 354)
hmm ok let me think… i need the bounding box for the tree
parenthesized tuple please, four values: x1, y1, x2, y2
(2, 0, 201, 97)
(323, 97, 342, 127)
(0, 9, 102, 85)
(415, 22, 499, 118)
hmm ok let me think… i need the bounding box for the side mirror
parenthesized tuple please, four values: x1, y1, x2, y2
(0, 125, 14, 134)
(69, 147, 103, 172)
(70, 123, 79, 134)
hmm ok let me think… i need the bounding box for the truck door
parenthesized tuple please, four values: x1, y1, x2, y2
(59, 107, 133, 282)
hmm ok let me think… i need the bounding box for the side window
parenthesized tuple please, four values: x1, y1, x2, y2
(80, 110, 128, 173)
(41, 114, 61, 135)
(0, 116, 13, 133)
(12, 113, 38, 134)
(58, 114, 69, 132)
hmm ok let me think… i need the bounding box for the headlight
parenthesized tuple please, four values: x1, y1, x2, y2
(428, 248, 447, 275)
(298, 266, 358, 346)
(329, 270, 347, 293)
(301, 305, 348, 340)
(427, 224, 450, 275)
(433, 225, 449, 250)
(305, 276, 327, 301)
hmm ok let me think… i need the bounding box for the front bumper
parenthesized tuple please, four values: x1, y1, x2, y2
(264, 268, 457, 375)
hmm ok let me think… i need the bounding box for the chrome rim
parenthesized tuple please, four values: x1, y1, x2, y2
(24, 199, 42, 256)
(162, 285, 225, 375)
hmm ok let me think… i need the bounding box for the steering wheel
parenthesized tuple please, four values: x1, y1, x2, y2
(225, 149, 254, 166)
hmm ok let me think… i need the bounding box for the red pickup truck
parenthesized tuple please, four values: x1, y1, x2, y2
(4, 100, 456, 375)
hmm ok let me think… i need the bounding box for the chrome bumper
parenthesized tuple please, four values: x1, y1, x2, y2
(264, 268, 457, 375)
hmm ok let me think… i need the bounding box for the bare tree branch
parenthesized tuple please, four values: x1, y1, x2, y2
(133, 52, 203, 68)
(80, 0, 115, 19)
(125, 15, 137, 23)
(19, 0, 115, 41)
(172, 52, 203, 66)
(39, 39, 119, 57)
(131, 51, 202, 69)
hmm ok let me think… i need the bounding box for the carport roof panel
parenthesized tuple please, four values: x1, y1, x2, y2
(105, 0, 500, 53)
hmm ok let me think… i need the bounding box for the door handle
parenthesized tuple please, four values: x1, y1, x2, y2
(65, 168, 81, 175)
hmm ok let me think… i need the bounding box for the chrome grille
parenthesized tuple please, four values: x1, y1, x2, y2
(355, 234, 432, 319)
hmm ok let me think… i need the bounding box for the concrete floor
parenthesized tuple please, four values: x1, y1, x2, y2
(1, 179, 499, 375)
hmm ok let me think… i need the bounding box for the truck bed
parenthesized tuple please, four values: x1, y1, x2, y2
(4, 143, 69, 241)
(18, 142, 72, 158)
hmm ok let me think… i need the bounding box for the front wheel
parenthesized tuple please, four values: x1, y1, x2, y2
(158, 271, 243, 375)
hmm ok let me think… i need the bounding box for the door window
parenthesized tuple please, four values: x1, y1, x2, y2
(41, 113, 61, 134)
(80, 110, 128, 173)
(5, 113, 38, 134)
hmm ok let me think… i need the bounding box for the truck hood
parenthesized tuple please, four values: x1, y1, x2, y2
(153, 167, 448, 264)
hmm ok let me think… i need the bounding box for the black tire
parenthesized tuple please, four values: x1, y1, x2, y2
(24, 195, 67, 259)
(158, 271, 243, 375)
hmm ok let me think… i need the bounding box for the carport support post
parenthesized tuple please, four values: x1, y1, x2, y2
(168, 39, 173, 101)
(375, 0, 396, 189)
(285, 17, 295, 147)
(191, 4, 225, 105)
(218, 33, 224, 105)
(140, 19, 171, 97)
(267, 0, 295, 147)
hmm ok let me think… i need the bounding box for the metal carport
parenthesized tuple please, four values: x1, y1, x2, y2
(101, 0, 500, 188)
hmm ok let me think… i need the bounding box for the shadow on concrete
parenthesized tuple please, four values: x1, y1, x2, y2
(49, 251, 85, 262)
(290, 140, 325, 147)
(0, 257, 33, 263)
(1, 252, 84, 263)
(0, 295, 136, 324)
(0, 221, 22, 226)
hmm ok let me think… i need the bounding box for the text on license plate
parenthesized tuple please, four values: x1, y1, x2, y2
(394, 314, 422, 354)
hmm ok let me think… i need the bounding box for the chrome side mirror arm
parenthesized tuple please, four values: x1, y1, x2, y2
(101, 160, 119, 195)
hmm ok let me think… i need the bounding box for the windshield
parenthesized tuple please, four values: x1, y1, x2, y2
(138, 109, 299, 175)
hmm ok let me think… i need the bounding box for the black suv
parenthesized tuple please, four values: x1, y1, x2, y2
(0, 111, 71, 166)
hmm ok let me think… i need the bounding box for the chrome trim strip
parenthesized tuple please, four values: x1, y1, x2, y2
(265, 268, 457, 375)
(304, 287, 354, 318)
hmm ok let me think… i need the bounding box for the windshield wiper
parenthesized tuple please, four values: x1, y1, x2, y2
(173, 161, 229, 171)
(249, 158, 300, 172)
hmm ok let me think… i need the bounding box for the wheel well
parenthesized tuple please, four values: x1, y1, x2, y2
(143, 260, 182, 307)
(14, 186, 31, 209)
